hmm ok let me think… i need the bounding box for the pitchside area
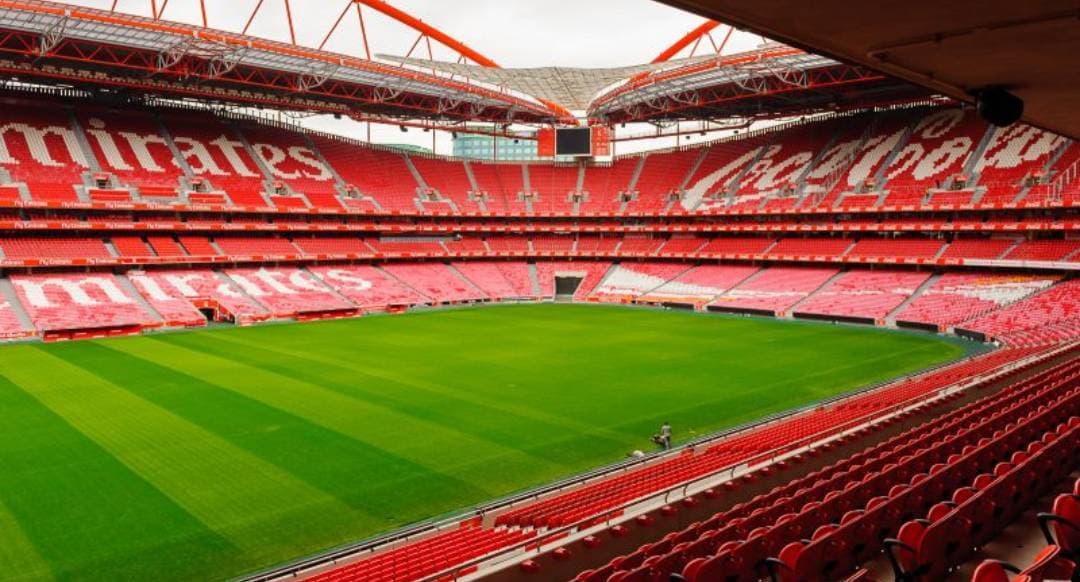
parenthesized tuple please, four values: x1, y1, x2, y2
(0, 305, 968, 581)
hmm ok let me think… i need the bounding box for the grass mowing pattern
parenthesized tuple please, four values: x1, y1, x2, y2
(0, 304, 969, 581)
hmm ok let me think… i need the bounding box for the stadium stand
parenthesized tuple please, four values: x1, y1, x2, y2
(380, 263, 486, 304)
(535, 261, 613, 299)
(709, 267, 841, 316)
(590, 263, 690, 301)
(308, 265, 430, 309)
(559, 348, 1077, 582)
(893, 274, 1059, 330)
(956, 279, 1080, 345)
(0, 97, 1077, 582)
(452, 262, 525, 300)
(223, 267, 354, 317)
(639, 264, 760, 305)
(9, 272, 153, 334)
(0, 104, 89, 203)
(794, 270, 931, 322)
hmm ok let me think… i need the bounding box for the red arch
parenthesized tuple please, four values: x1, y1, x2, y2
(652, 20, 724, 63)
(353, 0, 499, 67)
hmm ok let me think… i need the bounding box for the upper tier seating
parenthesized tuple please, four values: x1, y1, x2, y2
(730, 121, 844, 207)
(77, 108, 184, 197)
(528, 165, 579, 214)
(880, 108, 989, 203)
(816, 109, 919, 209)
(684, 132, 776, 212)
(795, 270, 931, 320)
(308, 265, 429, 308)
(409, 157, 483, 213)
(578, 159, 638, 213)
(972, 124, 1065, 198)
(224, 267, 353, 316)
(310, 136, 419, 212)
(0, 105, 89, 202)
(894, 274, 1059, 329)
(469, 162, 528, 213)
(632, 149, 699, 212)
(236, 121, 341, 208)
(9, 273, 154, 331)
(710, 267, 839, 315)
(380, 263, 486, 303)
(161, 111, 269, 206)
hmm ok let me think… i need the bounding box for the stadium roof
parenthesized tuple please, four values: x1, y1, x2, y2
(0, 0, 572, 125)
(657, 0, 1080, 138)
(379, 54, 715, 112)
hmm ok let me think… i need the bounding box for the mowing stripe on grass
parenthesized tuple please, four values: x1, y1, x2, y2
(0, 370, 240, 581)
(168, 331, 636, 456)
(0, 499, 53, 582)
(56, 341, 490, 533)
(0, 347, 363, 555)
(106, 337, 567, 488)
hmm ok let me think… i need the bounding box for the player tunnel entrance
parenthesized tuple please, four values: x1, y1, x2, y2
(554, 275, 583, 301)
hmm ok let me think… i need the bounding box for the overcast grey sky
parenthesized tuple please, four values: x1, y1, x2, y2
(59, 0, 768, 153)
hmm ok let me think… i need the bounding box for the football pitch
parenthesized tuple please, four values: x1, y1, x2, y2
(0, 304, 970, 581)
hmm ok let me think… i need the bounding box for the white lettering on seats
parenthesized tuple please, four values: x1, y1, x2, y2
(0, 123, 89, 168)
(14, 276, 132, 308)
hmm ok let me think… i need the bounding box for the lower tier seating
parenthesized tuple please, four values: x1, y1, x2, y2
(577, 351, 1077, 582)
(639, 265, 760, 305)
(590, 263, 689, 300)
(380, 263, 486, 304)
(307, 524, 536, 582)
(451, 262, 523, 300)
(794, 270, 931, 321)
(709, 267, 839, 315)
(308, 265, 429, 309)
(223, 267, 354, 316)
(9, 273, 154, 332)
(894, 274, 1059, 329)
(958, 279, 1080, 345)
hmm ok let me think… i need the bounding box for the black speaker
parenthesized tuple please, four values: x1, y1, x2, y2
(975, 87, 1024, 127)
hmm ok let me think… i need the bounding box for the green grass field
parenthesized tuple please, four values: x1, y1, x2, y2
(0, 304, 970, 581)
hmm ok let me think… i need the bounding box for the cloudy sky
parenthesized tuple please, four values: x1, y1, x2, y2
(58, 0, 769, 153)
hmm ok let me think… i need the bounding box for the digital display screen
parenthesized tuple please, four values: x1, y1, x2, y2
(555, 128, 592, 157)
